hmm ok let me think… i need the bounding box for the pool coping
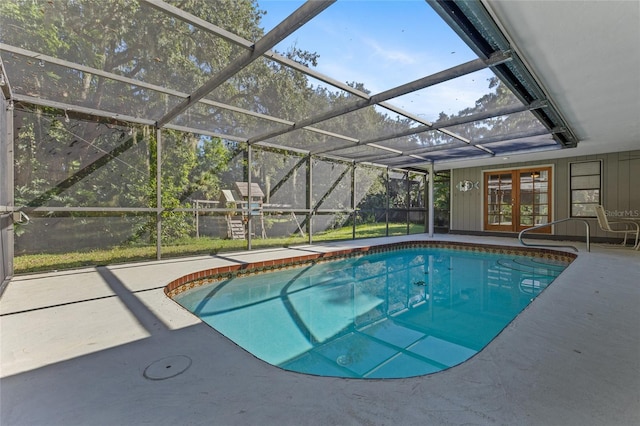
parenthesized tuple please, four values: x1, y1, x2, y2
(165, 240, 577, 299)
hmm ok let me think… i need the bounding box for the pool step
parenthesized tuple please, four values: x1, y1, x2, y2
(495, 258, 566, 277)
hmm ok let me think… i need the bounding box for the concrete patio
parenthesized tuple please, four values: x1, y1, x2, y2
(1, 234, 639, 425)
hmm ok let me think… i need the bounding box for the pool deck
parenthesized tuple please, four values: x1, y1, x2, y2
(1, 234, 639, 425)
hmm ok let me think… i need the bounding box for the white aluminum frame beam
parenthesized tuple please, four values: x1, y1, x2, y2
(248, 51, 512, 145)
(313, 100, 544, 156)
(0, 46, 358, 140)
(2, 42, 515, 168)
(3, 2, 568, 172)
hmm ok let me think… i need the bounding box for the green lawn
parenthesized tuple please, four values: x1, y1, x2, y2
(13, 222, 425, 274)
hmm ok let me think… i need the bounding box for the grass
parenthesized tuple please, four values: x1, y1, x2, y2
(13, 222, 426, 274)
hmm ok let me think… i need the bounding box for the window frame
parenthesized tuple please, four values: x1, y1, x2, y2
(569, 160, 602, 218)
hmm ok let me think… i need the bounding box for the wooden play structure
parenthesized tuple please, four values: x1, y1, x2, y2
(217, 189, 243, 240)
(219, 182, 267, 240)
(196, 181, 305, 240)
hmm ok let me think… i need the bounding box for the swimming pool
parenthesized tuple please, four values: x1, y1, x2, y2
(168, 242, 575, 379)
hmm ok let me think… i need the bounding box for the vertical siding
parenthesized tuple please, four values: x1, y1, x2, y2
(450, 169, 482, 231)
(449, 150, 640, 239)
(604, 154, 618, 213)
(553, 160, 572, 235)
(616, 151, 630, 211)
(629, 155, 640, 214)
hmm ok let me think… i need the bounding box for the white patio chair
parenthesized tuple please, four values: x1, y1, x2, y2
(594, 205, 640, 250)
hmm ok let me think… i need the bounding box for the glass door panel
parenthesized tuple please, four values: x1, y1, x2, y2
(484, 167, 552, 233)
(519, 171, 535, 227)
(485, 172, 514, 231)
(520, 169, 551, 230)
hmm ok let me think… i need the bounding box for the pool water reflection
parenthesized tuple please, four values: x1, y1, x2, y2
(174, 248, 571, 378)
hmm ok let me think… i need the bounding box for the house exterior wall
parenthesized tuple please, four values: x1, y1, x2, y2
(450, 150, 640, 240)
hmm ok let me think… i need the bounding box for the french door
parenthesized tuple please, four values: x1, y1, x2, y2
(484, 167, 552, 233)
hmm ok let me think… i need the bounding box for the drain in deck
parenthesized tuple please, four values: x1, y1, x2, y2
(143, 355, 192, 380)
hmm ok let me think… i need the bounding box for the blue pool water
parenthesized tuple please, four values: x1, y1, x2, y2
(174, 247, 571, 378)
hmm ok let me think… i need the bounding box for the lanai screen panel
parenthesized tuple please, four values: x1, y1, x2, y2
(388, 170, 408, 234)
(310, 157, 353, 238)
(0, 0, 577, 169)
(167, 99, 292, 139)
(481, 134, 560, 156)
(312, 158, 351, 211)
(251, 149, 307, 209)
(163, 0, 269, 43)
(12, 108, 155, 256)
(262, 128, 353, 154)
(355, 165, 388, 238)
(265, 0, 480, 95)
(13, 108, 152, 208)
(0, 0, 244, 88)
(391, 69, 521, 120)
(2, 51, 184, 120)
(14, 214, 153, 255)
(372, 130, 463, 153)
(441, 110, 548, 142)
(328, 144, 395, 163)
(205, 60, 361, 123)
(159, 131, 231, 209)
(311, 105, 421, 142)
(0, 1, 254, 119)
(408, 145, 493, 163)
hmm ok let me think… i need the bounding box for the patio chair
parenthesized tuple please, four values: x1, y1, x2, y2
(594, 205, 640, 249)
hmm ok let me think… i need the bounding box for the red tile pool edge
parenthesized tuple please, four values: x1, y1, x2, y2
(164, 241, 577, 299)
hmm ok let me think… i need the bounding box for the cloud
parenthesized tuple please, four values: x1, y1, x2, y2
(267, 1, 496, 121)
(383, 70, 496, 121)
(313, 55, 494, 121)
(361, 36, 416, 65)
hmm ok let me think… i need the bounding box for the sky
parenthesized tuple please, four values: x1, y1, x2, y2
(256, 0, 497, 122)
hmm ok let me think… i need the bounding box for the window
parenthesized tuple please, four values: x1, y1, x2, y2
(570, 161, 602, 217)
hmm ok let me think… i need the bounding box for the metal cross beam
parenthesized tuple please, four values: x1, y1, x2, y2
(248, 51, 512, 145)
(154, 0, 336, 128)
(311, 101, 545, 156)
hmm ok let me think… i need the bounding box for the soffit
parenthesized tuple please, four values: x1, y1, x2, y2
(445, 0, 640, 170)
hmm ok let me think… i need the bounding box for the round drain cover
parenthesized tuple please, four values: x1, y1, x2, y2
(144, 355, 192, 380)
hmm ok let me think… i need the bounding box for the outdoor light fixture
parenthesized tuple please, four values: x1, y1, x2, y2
(64, 109, 70, 123)
(7, 100, 14, 111)
(0, 73, 5, 86)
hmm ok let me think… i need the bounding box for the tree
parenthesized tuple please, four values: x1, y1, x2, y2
(430, 77, 539, 142)
(3, 0, 266, 245)
(7, 0, 494, 249)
